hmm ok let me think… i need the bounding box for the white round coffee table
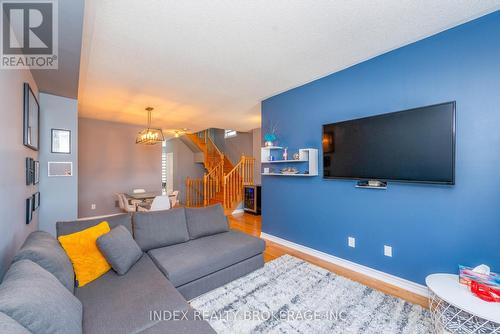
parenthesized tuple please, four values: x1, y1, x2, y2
(426, 274, 500, 333)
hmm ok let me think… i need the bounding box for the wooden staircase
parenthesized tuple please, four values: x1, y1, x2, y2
(185, 130, 254, 212)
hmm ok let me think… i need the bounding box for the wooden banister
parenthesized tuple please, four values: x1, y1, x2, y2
(185, 131, 254, 210)
(185, 177, 203, 207)
(223, 156, 255, 209)
(203, 160, 224, 206)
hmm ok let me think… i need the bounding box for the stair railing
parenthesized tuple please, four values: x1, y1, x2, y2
(223, 156, 255, 209)
(185, 177, 204, 207)
(203, 160, 224, 206)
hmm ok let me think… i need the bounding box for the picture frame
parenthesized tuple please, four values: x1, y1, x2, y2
(23, 83, 40, 151)
(51, 129, 71, 154)
(33, 161, 40, 184)
(33, 192, 40, 210)
(26, 197, 33, 224)
(48, 161, 73, 177)
(26, 157, 34, 185)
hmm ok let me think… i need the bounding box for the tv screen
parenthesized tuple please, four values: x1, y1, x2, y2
(322, 102, 455, 184)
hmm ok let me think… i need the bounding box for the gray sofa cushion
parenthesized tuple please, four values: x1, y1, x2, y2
(57, 213, 132, 237)
(0, 312, 30, 334)
(148, 230, 265, 287)
(13, 231, 75, 292)
(133, 208, 189, 251)
(0, 260, 82, 334)
(185, 204, 229, 239)
(97, 225, 142, 275)
(177, 254, 264, 300)
(75, 254, 191, 334)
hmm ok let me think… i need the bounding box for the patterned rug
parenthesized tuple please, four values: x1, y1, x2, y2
(191, 255, 433, 334)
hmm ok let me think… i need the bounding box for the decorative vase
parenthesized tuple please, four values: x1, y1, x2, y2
(264, 141, 274, 147)
(283, 148, 288, 160)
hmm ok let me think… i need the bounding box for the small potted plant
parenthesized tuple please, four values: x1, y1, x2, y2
(263, 121, 278, 147)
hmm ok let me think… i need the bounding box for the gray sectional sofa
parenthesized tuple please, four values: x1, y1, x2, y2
(0, 204, 265, 334)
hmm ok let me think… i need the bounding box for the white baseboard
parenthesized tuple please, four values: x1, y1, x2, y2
(232, 208, 245, 215)
(260, 232, 429, 298)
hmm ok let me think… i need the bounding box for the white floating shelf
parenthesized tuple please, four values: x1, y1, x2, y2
(263, 159, 308, 163)
(262, 173, 317, 177)
(261, 148, 318, 177)
(261, 146, 283, 150)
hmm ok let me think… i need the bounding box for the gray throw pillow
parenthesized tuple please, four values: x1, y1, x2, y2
(13, 231, 75, 292)
(0, 312, 30, 334)
(96, 225, 143, 275)
(185, 204, 229, 239)
(0, 260, 83, 334)
(133, 208, 190, 251)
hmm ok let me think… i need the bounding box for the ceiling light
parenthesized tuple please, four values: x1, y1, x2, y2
(136, 107, 164, 145)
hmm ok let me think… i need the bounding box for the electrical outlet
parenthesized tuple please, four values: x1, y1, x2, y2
(384, 245, 392, 257)
(348, 237, 356, 248)
(91, 204, 96, 210)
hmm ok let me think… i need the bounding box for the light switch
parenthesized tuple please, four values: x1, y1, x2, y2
(348, 237, 355, 248)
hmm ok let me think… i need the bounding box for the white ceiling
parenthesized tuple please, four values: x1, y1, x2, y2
(78, 0, 500, 134)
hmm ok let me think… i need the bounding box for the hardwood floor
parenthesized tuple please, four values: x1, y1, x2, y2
(228, 212, 429, 308)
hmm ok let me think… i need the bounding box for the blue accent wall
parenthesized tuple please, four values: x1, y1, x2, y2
(261, 11, 500, 285)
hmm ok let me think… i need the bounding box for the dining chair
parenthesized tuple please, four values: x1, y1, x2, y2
(170, 191, 179, 207)
(150, 195, 171, 211)
(115, 193, 125, 211)
(118, 193, 136, 212)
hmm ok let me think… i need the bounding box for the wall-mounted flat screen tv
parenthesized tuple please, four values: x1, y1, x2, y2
(322, 102, 456, 184)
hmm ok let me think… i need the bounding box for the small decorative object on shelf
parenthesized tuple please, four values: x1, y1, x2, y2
(280, 167, 298, 175)
(304, 170, 309, 175)
(263, 121, 278, 147)
(293, 152, 300, 160)
(282, 147, 288, 160)
(264, 133, 277, 147)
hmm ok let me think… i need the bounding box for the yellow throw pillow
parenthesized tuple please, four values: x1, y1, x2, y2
(58, 221, 111, 287)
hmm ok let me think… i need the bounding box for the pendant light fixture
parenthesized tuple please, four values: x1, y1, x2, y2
(136, 107, 164, 145)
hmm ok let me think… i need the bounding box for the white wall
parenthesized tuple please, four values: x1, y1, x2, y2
(39, 94, 78, 235)
(0, 70, 39, 278)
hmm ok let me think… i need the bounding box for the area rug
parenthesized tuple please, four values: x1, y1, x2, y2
(191, 255, 432, 334)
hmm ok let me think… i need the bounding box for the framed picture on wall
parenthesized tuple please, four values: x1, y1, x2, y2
(48, 161, 73, 177)
(33, 161, 40, 184)
(23, 83, 40, 151)
(51, 129, 71, 154)
(26, 197, 33, 224)
(26, 157, 34, 185)
(33, 192, 40, 210)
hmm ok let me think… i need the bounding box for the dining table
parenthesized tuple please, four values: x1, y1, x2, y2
(126, 192, 178, 209)
(126, 191, 162, 201)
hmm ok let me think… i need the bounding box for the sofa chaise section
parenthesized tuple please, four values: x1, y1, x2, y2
(149, 230, 265, 299)
(133, 204, 265, 300)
